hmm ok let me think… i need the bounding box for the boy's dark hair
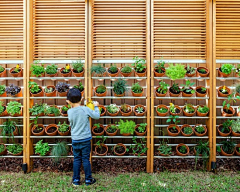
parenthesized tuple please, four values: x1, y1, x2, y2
(67, 88, 81, 103)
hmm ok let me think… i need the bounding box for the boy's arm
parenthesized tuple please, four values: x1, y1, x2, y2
(86, 106, 100, 120)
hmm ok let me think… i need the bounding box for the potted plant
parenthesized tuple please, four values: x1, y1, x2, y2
(105, 124, 118, 136)
(95, 85, 107, 97)
(185, 65, 196, 77)
(0, 120, 18, 139)
(7, 144, 23, 156)
(222, 98, 235, 117)
(176, 143, 189, 156)
(231, 119, 240, 136)
(218, 85, 230, 97)
(113, 79, 127, 97)
(118, 119, 136, 136)
(31, 117, 45, 136)
(235, 144, 240, 156)
(132, 56, 147, 77)
(120, 65, 132, 77)
(35, 140, 50, 156)
(194, 140, 210, 169)
(30, 62, 45, 77)
(181, 80, 195, 97)
(131, 82, 143, 97)
(196, 86, 207, 97)
(45, 124, 58, 136)
(135, 123, 147, 136)
(28, 81, 44, 97)
(166, 64, 186, 80)
(154, 59, 165, 77)
(0, 65, 6, 77)
(114, 143, 127, 156)
(72, 59, 84, 77)
(92, 123, 104, 136)
(235, 64, 240, 78)
(197, 105, 209, 117)
(194, 124, 207, 136)
(74, 82, 84, 95)
(0, 84, 6, 97)
(120, 103, 132, 116)
(196, 67, 209, 78)
(6, 101, 22, 116)
(45, 64, 58, 77)
(44, 85, 57, 97)
(29, 103, 46, 116)
(166, 115, 180, 136)
(106, 104, 119, 116)
(46, 105, 60, 116)
(95, 135, 108, 156)
(133, 104, 146, 116)
(156, 104, 169, 116)
(220, 138, 236, 156)
(155, 81, 169, 97)
(60, 64, 72, 77)
(107, 65, 119, 77)
(169, 83, 181, 97)
(98, 105, 106, 116)
(90, 64, 106, 78)
(235, 83, 240, 97)
(58, 121, 70, 136)
(158, 140, 172, 156)
(0, 101, 8, 116)
(169, 103, 182, 116)
(10, 64, 23, 77)
(218, 64, 234, 78)
(60, 104, 71, 116)
(130, 137, 148, 156)
(0, 143, 7, 156)
(217, 119, 232, 137)
(6, 84, 22, 97)
(180, 124, 194, 136)
(183, 103, 196, 117)
(51, 141, 69, 162)
(56, 82, 70, 96)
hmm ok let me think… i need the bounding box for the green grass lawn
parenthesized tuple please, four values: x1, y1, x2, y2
(0, 171, 239, 192)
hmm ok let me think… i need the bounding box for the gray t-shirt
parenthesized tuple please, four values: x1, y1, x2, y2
(67, 106, 100, 140)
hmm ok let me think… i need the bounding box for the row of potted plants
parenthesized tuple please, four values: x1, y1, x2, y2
(0, 101, 22, 117)
(216, 137, 240, 156)
(0, 64, 23, 78)
(217, 119, 240, 137)
(0, 84, 23, 97)
(0, 143, 23, 156)
(218, 63, 240, 78)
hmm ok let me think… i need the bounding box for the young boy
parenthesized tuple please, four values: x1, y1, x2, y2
(66, 88, 100, 186)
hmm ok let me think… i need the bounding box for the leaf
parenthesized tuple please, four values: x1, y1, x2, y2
(166, 119, 171, 123)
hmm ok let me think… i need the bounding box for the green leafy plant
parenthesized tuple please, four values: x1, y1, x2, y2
(6, 101, 21, 116)
(56, 82, 70, 93)
(222, 94, 240, 112)
(12, 64, 21, 73)
(0, 66, 5, 73)
(221, 137, 235, 154)
(0, 120, 17, 140)
(45, 87, 54, 93)
(35, 140, 50, 156)
(220, 86, 228, 94)
(0, 85, 5, 95)
(166, 64, 186, 80)
(45, 64, 58, 75)
(0, 144, 5, 154)
(106, 124, 117, 133)
(74, 82, 84, 92)
(108, 65, 118, 73)
(28, 81, 41, 94)
(5, 84, 21, 96)
(195, 125, 205, 134)
(137, 123, 147, 133)
(51, 141, 69, 162)
(96, 85, 106, 94)
(93, 123, 102, 132)
(113, 79, 128, 95)
(131, 82, 143, 93)
(46, 105, 60, 116)
(132, 56, 146, 73)
(221, 64, 234, 75)
(107, 104, 119, 114)
(184, 103, 195, 113)
(170, 83, 180, 93)
(58, 121, 70, 133)
(183, 127, 193, 135)
(201, 87, 207, 92)
(157, 107, 168, 113)
(155, 59, 165, 73)
(236, 64, 240, 76)
(95, 135, 107, 154)
(29, 103, 47, 116)
(181, 80, 195, 94)
(30, 61, 45, 77)
(62, 65, 71, 73)
(130, 137, 148, 157)
(120, 103, 130, 113)
(186, 65, 195, 74)
(7, 144, 23, 155)
(221, 119, 233, 133)
(118, 119, 136, 135)
(135, 106, 144, 114)
(166, 115, 180, 130)
(90, 64, 106, 76)
(231, 119, 240, 133)
(72, 59, 83, 73)
(195, 140, 210, 169)
(198, 68, 207, 74)
(121, 65, 132, 73)
(197, 105, 209, 114)
(158, 140, 172, 155)
(157, 81, 169, 94)
(61, 105, 71, 113)
(0, 101, 5, 114)
(179, 145, 187, 154)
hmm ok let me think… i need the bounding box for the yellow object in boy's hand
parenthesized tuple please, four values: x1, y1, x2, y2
(86, 99, 95, 110)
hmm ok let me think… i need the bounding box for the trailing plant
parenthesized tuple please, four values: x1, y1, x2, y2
(45, 64, 58, 75)
(45, 86, 54, 93)
(132, 56, 146, 73)
(131, 82, 143, 93)
(118, 119, 136, 134)
(197, 105, 209, 114)
(186, 64, 195, 74)
(56, 82, 70, 93)
(221, 64, 234, 75)
(5, 84, 21, 96)
(7, 144, 23, 155)
(121, 65, 132, 73)
(0, 66, 5, 73)
(6, 101, 21, 116)
(135, 106, 144, 114)
(108, 65, 118, 73)
(0, 84, 5, 95)
(58, 121, 70, 133)
(73, 82, 84, 92)
(29, 103, 47, 116)
(120, 103, 130, 113)
(62, 65, 71, 73)
(106, 104, 119, 114)
(155, 59, 165, 73)
(51, 141, 69, 162)
(137, 123, 147, 133)
(166, 64, 186, 80)
(195, 125, 205, 133)
(220, 137, 235, 154)
(72, 59, 84, 73)
(35, 140, 50, 156)
(181, 80, 195, 94)
(157, 81, 169, 94)
(157, 107, 168, 113)
(195, 140, 210, 169)
(0, 119, 17, 140)
(184, 103, 195, 113)
(130, 137, 148, 156)
(231, 119, 240, 133)
(46, 105, 60, 116)
(28, 81, 41, 94)
(113, 79, 128, 95)
(90, 64, 106, 76)
(13, 64, 21, 73)
(96, 85, 106, 94)
(30, 61, 45, 77)
(0, 101, 4, 114)
(183, 126, 193, 135)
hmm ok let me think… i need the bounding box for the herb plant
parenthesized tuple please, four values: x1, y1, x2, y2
(195, 140, 210, 169)
(51, 141, 69, 162)
(135, 106, 144, 114)
(61, 105, 71, 113)
(0, 144, 5, 154)
(132, 56, 146, 73)
(95, 135, 107, 152)
(197, 105, 209, 114)
(166, 64, 186, 80)
(120, 103, 130, 113)
(184, 103, 195, 113)
(90, 64, 106, 76)
(96, 85, 106, 94)
(0, 66, 5, 73)
(158, 140, 172, 155)
(56, 82, 70, 93)
(170, 83, 180, 93)
(45, 87, 54, 93)
(35, 140, 50, 156)
(0, 85, 5, 95)
(221, 119, 233, 133)
(5, 84, 21, 96)
(93, 123, 102, 132)
(186, 65, 195, 74)
(167, 115, 180, 130)
(108, 65, 118, 73)
(28, 81, 41, 94)
(7, 144, 23, 155)
(74, 82, 84, 92)
(121, 66, 132, 73)
(155, 59, 165, 73)
(72, 59, 83, 73)
(169, 103, 178, 114)
(107, 124, 117, 133)
(6, 101, 22, 116)
(181, 80, 195, 94)
(130, 137, 148, 156)
(29, 103, 47, 116)
(131, 82, 143, 93)
(30, 62, 45, 77)
(179, 145, 187, 154)
(195, 125, 205, 133)
(58, 121, 69, 133)
(221, 64, 234, 75)
(118, 119, 136, 134)
(46, 105, 60, 116)
(183, 126, 193, 135)
(231, 119, 240, 133)
(235, 83, 240, 94)
(222, 94, 240, 112)
(221, 138, 235, 154)
(0, 120, 17, 139)
(62, 65, 71, 73)
(113, 79, 127, 95)
(157, 107, 168, 113)
(45, 64, 58, 75)
(107, 104, 119, 114)
(137, 123, 147, 133)
(157, 81, 169, 94)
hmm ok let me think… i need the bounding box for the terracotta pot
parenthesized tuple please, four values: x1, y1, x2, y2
(0, 105, 8, 116)
(235, 144, 240, 156)
(44, 85, 57, 97)
(196, 67, 209, 77)
(11, 107, 23, 117)
(45, 124, 58, 136)
(92, 124, 105, 136)
(217, 125, 231, 137)
(135, 68, 147, 77)
(156, 104, 169, 116)
(10, 67, 23, 77)
(155, 87, 168, 97)
(30, 86, 44, 97)
(222, 106, 235, 117)
(0, 68, 7, 77)
(57, 90, 69, 97)
(154, 68, 165, 77)
(107, 108, 119, 116)
(120, 67, 132, 77)
(72, 68, 84, 77)
(0, 92, 7, 97)
(217, 86, 231, 97)
(47, 105, 60, 117)
(194, 124, 207, 136)
(185, 67, 196, 77)
(169, 87, 181, 97)
(95, 144, 108, 156)
(167, 124, 180, 136)
(196, 105, 209, 117)
(98, 105, 106, 116)
(134, 124, 147, 136)
(94, 86, 107, 97)
(196, 86, 208, 97)
(121, 133, 131, 136)
(58, 126, 70, 136)
(183, 106, 196, 117)
(169, 105, 182, 116)
(182, 87, 194, 97)
(180, 124, 194, 136)
(218, 67, 231, 78)
(113, 92, 125, 97)
(176, 143, 189, 156)
(105, 125, 118, 136)
(0, 143, 7, 156)
(107, 68, 119, 77)
(61, 105, 69, 117)
(120, 104, 132, 116)
(220, 146, 235, 156)
(131, 90, 143, 97)
(8, 144, 23, 156)
(31, 124, 45, 136)
(60, 68, 72, 77)
(232, 130, 240, 137)
(46, 71, 58, 77)
(10, 87, 23, 97)
(114, 143, 126, 156)
(133, 104, 146, 116)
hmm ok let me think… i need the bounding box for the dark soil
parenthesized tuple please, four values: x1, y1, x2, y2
(61, 110, 67, 114)
(198, 68, 207, 74)
(169, 127, 178, 133)
(170, 87, 180, 94)
(1, 106, 6, 113)
(183, 89, 193, 94)
(61, 70, 70, 74)
(101, 109, 105, 115)
(219, 125, 230, 133)
(94, 127, 104, 133)
(223, 109, 233, 114)
(96, 146, 107, 154)
(173, 108, 180, 114)
(196, 88, 206, 94)
(108, 68, 118, 74)
(33, 127, 43, 133)
(115, 146, 125, 154)
(11, 70, 20, 74)
(135, 68, 146, 73)
(178, 146, 187, 154)
(73, 69, 83, 73)
(136, 127, 146, 133)
(32, 89, 42, 94)
(47, 127, 57, 133)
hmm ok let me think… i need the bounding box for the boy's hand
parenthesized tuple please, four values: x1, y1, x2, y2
(94, 101, 99, 107)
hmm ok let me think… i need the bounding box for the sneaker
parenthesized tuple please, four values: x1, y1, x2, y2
(85, 178, 96, 186)
(72, 179, 80, 186)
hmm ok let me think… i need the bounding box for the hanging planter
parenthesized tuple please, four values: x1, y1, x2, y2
(57, 122, 70, 136)
(176, 143, 189, 156)
(6, 84, 22, 97)
(194, 124, 207, 136)
(217, 124, 232, 137)
(56, 82, 70, 97)
(45, 64, 58, 77)
(106, 104, 119, 116)
(94, 85, 107, 97)
(134, 123, 147, 136)
(156, 104, 169, 116)
(120, 104, 132, 116)
(196, 105, 209, 117)
(0, 143, 7, 156)
(120, 66, 132, 77)
(181, 80, 195, 97)
(218, 86, 231, 97)
(105, 124, 118, 136)
(180, 124, 194, 137)
(60, 65, 72, 77)
(183, 103, 196, 117)
(222, 106, 235, 117)
(98, 105, 106, 116)
(0, 66, 7, 77)
(95, 144, 108, 156)
(196, 86, 208, 97)
(44, 85, 57, 97)
(167, 124, 180, 136)
(220, 146, 235, 156)
(31, 124, 45, 136)
(10, 65, 23, 77)
(185, 65, 196, 77)
(133, 104, 146, 116)
(45, 124, 58, 136)
(92, 123, 105, 136)
(196, 67, 209, 78)
(114, 143, 127, 156)
(107, 65, 119, 77)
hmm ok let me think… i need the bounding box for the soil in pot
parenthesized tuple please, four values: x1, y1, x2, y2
(196, 87, 207, 94)
(33, 126, 43, 134)
(169, 127, 178, 134)
(61, 110, 67, 115)
(47, 127, 57, 133)
(172, 108, 180, 114)
(96, 146, 107, 155)
(93, 127, 104, 134)
(223, 108, 233, 115)
(169, 87, 180, 95)
(115, 145, 125, 154)
(218, 125, 231, 134)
